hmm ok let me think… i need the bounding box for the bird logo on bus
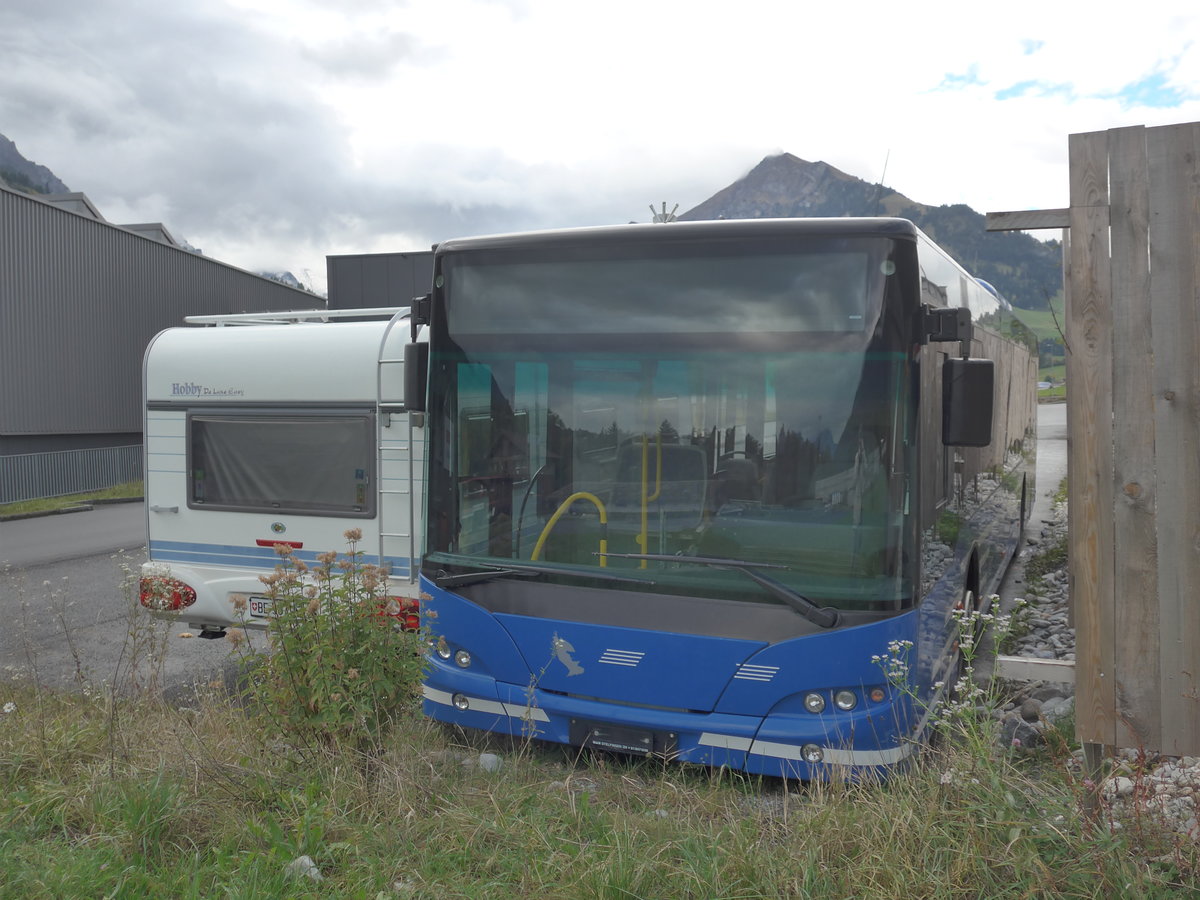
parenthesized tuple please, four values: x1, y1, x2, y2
(552, 634, 584, 676)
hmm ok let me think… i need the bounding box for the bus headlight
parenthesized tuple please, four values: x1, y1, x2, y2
(801, 743, 824, 764)
(435, 638, 452, 660)
(803, 692, 826, 714)
(452, 693, 470, 710)
(834, 690, 858, 711)
(454, 649, 472, 668)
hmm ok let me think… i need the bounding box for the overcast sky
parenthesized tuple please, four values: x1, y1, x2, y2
(2, 0, 1198, 295)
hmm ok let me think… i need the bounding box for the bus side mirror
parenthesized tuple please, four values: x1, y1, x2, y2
(942, 357, 993, 447)
(405, 342, 429, 413)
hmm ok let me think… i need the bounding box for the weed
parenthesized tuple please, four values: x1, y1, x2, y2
(1024, 535, 1068, 594)
(111, 551, 174, 698)
(873, 596, 1029, 762)
(232, 532, 427, 753)
(1052, 475, 1069, 507)
(935, 509, 962, 546)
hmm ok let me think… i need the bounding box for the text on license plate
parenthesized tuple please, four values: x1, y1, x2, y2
(248, 596, 276, 618)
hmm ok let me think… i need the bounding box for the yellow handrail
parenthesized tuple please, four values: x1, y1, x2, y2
(643, 433, 663, 503)
(637, 434, 663, 568)
(530, 491, 609, 567)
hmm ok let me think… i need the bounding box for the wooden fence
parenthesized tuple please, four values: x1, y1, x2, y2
(991, 121, 1200, 755)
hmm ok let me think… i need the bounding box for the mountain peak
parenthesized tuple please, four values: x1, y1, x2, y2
(679, 154, 883, 222)
(678, 152, 1062, 310)
(0, 134, 71, 195)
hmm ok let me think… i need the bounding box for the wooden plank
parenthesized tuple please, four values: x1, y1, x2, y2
(995, 655, 1076, 684)
(985, 209, 1073, 231)
(1062, 225, 1073, 637)
(1067, 129, 1117, 748)
(1106, 126, 1162, 751)
(1147, 122, 1200, 756)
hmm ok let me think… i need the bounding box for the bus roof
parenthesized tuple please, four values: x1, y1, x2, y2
(435, 217, 921, 255)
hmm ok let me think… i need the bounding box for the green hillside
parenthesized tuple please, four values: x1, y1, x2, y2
(1011, 294, 1066, 343)
(1010, 295, 1067, 386)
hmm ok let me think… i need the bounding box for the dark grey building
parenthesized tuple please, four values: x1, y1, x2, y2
(0, 184, 319, 503)
(326, 250, 433, 310)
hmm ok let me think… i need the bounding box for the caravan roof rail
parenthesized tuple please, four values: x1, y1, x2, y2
(184, 307, 409, 326)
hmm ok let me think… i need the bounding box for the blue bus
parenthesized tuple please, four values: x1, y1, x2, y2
(405, 218, 1037, 779)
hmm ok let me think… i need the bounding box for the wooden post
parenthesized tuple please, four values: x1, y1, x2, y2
(1067, 130, 1116, 749)
(1107, 126, 1160, 750)
(1147, 123, 1200, 755)
(1061, 226, 1073, 633)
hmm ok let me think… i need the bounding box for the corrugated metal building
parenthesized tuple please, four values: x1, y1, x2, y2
(0, 184, 319, 503)
(326, 250, 433, 310)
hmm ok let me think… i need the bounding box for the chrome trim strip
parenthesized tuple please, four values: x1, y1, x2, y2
(698, 730, 917, 767)
(502, 702, 550, 723)
(734, 664, 779, 682)
(598, 649, 644, 667)
(698, 732, 753, 752)
(422, 685, 549, 722)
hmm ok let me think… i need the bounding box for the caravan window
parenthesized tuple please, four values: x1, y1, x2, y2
(188, 410, 375, 517)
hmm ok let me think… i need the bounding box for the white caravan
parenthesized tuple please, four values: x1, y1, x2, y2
(139, 308, 424, 636)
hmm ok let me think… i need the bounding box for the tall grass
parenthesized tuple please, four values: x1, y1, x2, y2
(2, 681, 1196, 898)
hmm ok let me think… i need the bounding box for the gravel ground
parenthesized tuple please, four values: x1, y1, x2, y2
(997, 500, 1200, 840)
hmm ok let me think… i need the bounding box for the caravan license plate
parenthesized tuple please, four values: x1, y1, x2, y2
(248, 596, 276, 618)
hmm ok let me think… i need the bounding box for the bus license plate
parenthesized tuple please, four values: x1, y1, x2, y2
(570, 719, 676, 757)
(248, 596, 276, 618)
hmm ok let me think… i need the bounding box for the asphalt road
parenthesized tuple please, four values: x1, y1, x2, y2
(994, 401, 1067, 612)
(1, 500, 146, 569)
(1, 501, 241, 700)
(1030, 401, 1068, 526)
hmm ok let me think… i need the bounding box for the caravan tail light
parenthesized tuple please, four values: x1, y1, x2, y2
(380, 596, 421, 632)
(139, 576, 197, 611)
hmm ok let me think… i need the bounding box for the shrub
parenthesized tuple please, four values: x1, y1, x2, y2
(240, 530, 426, 750)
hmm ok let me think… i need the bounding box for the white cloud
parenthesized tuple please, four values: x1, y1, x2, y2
(2, 0, 1198, 294)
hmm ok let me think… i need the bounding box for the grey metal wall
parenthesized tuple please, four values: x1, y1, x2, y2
(1, 185, 318, 439)
(327, 251, 434, 310)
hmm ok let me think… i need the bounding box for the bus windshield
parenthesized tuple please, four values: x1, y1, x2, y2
(425, 235, 917, 613)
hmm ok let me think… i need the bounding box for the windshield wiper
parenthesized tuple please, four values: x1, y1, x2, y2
(434, 566, 544, 588)
(434, 561, 656, 589)
(597, 552, 841, 629)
